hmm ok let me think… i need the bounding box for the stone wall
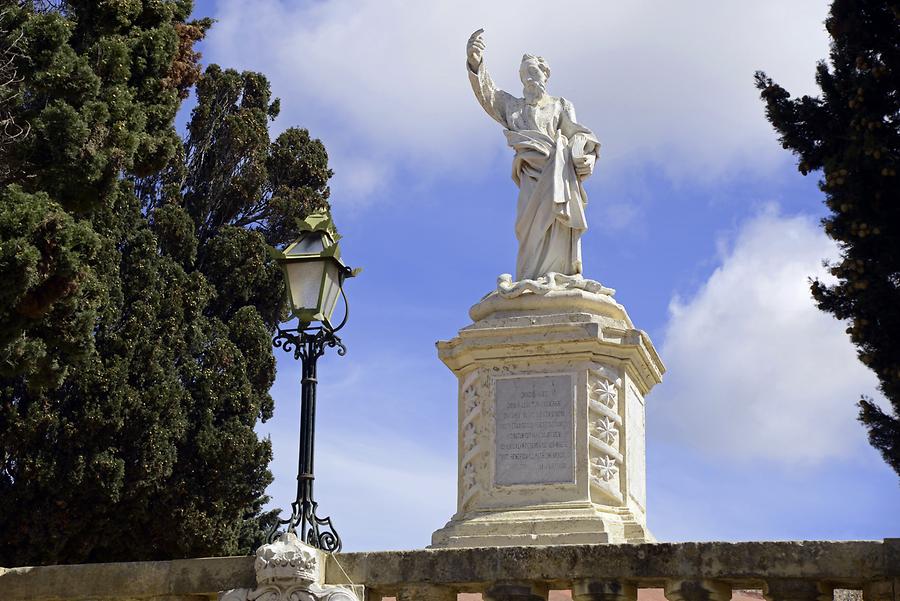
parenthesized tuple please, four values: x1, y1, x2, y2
(1, 540, 897, 601)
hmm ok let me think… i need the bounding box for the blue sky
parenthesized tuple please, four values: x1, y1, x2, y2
(186, 0, 898, 550)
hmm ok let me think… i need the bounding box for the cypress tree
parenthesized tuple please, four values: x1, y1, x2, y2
(756, 0, 900, 477)
(0, 1, 332, 565)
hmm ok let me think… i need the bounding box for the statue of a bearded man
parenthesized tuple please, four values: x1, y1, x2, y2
(466, 29, 600, 281)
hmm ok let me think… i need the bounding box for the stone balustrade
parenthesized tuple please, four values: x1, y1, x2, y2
(1, 540, 897, 601)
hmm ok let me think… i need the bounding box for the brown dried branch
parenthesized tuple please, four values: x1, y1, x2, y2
(0, 7, 30, 182)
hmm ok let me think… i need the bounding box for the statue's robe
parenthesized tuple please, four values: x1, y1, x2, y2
(469, 62, 600, 281)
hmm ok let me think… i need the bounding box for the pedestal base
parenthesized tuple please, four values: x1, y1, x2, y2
(431, 502, 654, 548)
(430, 274, 664, 548)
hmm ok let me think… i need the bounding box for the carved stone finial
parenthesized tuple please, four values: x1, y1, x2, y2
(254, 532, 320, 586)
(220, 533, 360, 601)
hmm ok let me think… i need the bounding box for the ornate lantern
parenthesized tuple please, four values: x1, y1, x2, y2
(274, 212, 350, 327)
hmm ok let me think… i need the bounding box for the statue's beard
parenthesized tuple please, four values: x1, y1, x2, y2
(523, 81, 546, 104)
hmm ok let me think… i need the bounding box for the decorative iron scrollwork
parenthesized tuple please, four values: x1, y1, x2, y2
(266, 278, 351, 552)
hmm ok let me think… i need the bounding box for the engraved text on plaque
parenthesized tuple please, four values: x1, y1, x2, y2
(494, 374, 574, 486)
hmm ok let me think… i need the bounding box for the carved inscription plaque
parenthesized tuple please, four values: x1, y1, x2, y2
(494, 374, 574, 486)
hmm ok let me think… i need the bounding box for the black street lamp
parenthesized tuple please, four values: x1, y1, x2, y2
(267, 212, 358, 552)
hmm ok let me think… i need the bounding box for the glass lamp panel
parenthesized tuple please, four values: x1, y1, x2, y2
(285, 260, 326, 313)
(286, 232, 331, 256)
(320, 261, 343, 321)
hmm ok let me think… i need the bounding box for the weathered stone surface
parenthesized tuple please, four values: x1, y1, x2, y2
(396, 583, 457, 601)
(2, 540, 896, 600)
(324, 541, 894, 592)
(863, 579, 898, 601)
(0, 555, 254, 600)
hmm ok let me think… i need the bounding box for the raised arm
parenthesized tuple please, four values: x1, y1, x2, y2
(466, 29, 516, 128)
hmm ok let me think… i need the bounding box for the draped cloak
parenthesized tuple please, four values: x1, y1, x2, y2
(469, 62, 600, 281)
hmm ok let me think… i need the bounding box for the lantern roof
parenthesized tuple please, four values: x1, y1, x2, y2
(297, 211, 340, 238)
(275, 211, 344, 263)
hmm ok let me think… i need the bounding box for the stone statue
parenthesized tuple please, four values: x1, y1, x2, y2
(466, 28, 601, 281)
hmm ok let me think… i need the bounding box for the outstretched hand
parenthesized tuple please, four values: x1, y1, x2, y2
(467, 28, 485, 71)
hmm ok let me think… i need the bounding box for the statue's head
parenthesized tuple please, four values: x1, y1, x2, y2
(520, 54, 550, 100)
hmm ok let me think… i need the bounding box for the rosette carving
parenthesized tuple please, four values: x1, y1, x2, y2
(587, 369, 623, 496)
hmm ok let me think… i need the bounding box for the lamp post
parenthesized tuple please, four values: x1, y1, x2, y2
(268, 212, 357, 552)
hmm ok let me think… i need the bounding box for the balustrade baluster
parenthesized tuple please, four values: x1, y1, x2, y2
(485, 582, 549, 601)
(764, 580, 833, 601)
(572, 579, 637, 601)
(664, 579, 732, 601)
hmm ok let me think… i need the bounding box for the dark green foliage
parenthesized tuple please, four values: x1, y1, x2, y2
(756, 0, 900, 476)
(0, 1, 334, 566)
(151, 65, 332, 247)
(0, 185, 101, 391)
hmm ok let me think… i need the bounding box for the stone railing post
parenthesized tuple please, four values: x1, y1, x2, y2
(397, 584, 457, 601)
(485, 582, 549, 601)
(221, 533, 360, 601)
(664, 580, 732, 601)
(764, 580, 833, 601)
(573, 579, 637, 601)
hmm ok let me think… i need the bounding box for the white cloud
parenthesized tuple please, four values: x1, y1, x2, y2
(207, 0, 830, 200)
(326, 155, 390, 206)
(259, 350, 457, 551)
(650, 208, 882, 465)
(262, 428, 456, 551)
(315, 437, 456, 551)
(594, 196, 644, 233)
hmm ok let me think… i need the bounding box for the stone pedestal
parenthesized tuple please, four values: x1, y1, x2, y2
(430, 274, 665, 547)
